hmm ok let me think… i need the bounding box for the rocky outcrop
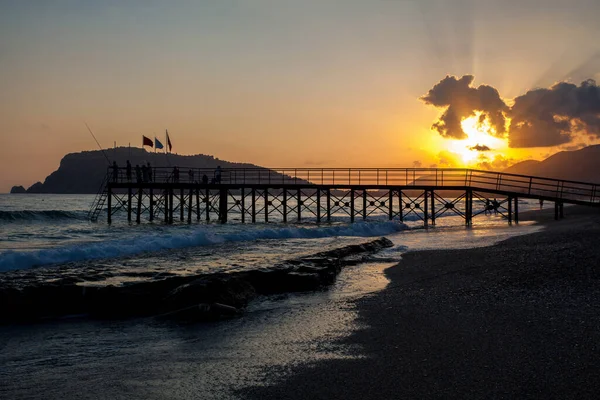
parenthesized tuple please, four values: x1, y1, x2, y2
(9, 186, 26, 194)
(0, 237, 393, 323)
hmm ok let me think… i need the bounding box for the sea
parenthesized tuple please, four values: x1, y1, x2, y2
(0, 193, 543, 399)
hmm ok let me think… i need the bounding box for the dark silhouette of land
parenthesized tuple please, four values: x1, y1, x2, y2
(504, 144, 600, 182)
(11, 147, 269, 194)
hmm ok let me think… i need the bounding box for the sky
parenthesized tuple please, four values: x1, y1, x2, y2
(1, 0, 599, 192)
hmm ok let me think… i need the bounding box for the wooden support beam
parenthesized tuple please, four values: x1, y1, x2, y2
(283, 189, 287, 223)
(514, 197, 519, 224)
(388, 190, 393, 220)
(317, 189, 321, 222)
(127, 186, 132, 222)
(196, 187, 200, 221)
(187, 188, 192, 223)
(136, 187, 142, 224)
(251, 189, 256, 223)
(107, 186, 112, 224)
(205, 188, 210, 221)
(424, 190, 428, 228)
(164, 190, 168, 223)
(326, 189, 331, 221)
(241, 188, 245, 223)
(149, 188, 154, 222)
(508, 196, 513, 224)
(219, 188, 228, 223)
(466, 190, 472, 226)
(180, 188, 184, 221)
(297, 189, 301, 221)
(559, 202, 564, 219)
(399, 190, 403, 222)
(430, 189, 435, 226)
(169, 189, 174, 224)
(362, 189, 367, 220)
(350, 189, 355, 223)
(265, 188, 269, 223)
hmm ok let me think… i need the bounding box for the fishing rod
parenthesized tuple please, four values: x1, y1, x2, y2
(85, 122, 112, 165)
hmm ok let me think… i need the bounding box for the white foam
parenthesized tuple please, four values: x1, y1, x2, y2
(0, 221, 408, 271)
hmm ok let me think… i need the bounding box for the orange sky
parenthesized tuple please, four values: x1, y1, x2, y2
(1, 1, 599, 192)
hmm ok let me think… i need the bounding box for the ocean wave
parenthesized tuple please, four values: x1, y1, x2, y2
(0, 210, 88, 222)
(0, 221, 408, 271)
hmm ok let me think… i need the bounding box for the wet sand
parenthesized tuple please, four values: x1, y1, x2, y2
(241, 206, 600, 399)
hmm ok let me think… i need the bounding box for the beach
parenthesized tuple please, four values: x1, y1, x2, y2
(241, 206, 600, 399)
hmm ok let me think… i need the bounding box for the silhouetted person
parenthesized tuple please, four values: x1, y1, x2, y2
(492, 198, 500, 214)
(173, 166, 179, 183)
(214, 165, 222, 184)
(126, 160, 132, 182)
(135, 164, 142, 183)
(485, 199, 491, 215)
(188, 169, 194, 183)
(112, 161, 118, 183)
(202, 174, 208, 185)
(142, 164, 148, 183)
(147, 162, 152, 182)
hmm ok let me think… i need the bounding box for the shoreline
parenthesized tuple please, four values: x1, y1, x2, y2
(241, 206, 600, 399)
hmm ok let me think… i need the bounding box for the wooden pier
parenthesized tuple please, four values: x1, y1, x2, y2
(89, 168, 600, 226)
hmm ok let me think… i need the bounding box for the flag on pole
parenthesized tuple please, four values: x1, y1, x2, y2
(166, 129, 172, 152)
(154, 137, 164, 149)
(142, 135, 153, 147)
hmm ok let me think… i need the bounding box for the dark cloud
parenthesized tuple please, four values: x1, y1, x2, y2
(422, 75, 600, 149)
(509, 79, 600, 147)
(468, 144, 491, 151)
(420, 75, 508, 139)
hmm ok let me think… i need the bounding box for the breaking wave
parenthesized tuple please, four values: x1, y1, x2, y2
(0, 221, 408, 271)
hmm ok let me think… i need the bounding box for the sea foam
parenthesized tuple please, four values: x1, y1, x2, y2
(0, 221, 408, 271)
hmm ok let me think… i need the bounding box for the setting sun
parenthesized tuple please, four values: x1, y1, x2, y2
(446, 112, 509, 166)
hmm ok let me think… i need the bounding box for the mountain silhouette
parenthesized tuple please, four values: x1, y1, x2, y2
(503, 145, 600, 183)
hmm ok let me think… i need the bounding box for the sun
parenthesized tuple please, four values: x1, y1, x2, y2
(447, 112, 508, 165)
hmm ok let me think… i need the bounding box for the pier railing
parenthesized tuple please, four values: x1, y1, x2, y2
(108, 167, 600, 206)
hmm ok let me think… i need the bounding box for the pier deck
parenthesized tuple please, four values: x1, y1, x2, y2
(89, 168, 600, 226)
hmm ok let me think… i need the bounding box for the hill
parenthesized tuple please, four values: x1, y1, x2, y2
(17, 148, 268, 194)
(503, 145, 600, 183)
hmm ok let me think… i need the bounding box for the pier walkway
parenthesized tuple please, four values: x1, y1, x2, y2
(89, 167, 600, 226)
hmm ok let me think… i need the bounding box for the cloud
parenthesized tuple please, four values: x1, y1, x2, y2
(420, 75, 508, 140)
(422, 75, 600, 149)
(412, 160, 422, 168)
(475, 154, 515, 171)
(468, 144, 491, 151)
(435, 150, 462, 167)
(509, 79, 600, 147)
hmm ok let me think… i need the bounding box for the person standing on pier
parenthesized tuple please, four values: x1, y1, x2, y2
(142, 164, 148, 183)
(202, 174, 208, 185)
(173, 166, 180, 183)
(214, 166, 222, 184)
(126, 160, 132, 182)
(188, 169, 194, 183)
(147, 162, 152, 182)
(135, 164, 142, 183)
(112, 161, 118, 183)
